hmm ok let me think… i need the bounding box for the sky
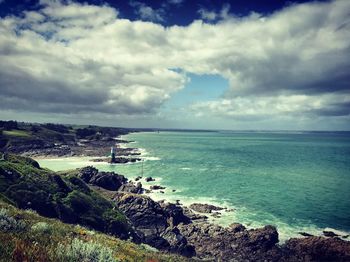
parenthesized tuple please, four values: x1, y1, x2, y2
(0, 0, 349, 130)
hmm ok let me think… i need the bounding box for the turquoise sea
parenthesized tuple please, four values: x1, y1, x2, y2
(38, 131, 350, 242)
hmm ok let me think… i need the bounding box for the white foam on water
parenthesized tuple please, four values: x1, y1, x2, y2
(142, 156, 161, 161)
(180, 167, 192, 170)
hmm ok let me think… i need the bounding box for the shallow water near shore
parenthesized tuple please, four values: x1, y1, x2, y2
(38, 131, 350, 242)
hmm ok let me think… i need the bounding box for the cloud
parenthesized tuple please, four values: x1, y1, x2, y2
(189, 94, 350, 121)
(198, 3, 231, 21)
(130, 1, 164, 22)
(0, 0, 349, 128)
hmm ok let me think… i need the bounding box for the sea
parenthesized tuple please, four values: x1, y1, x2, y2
(38, 131, 350, 242)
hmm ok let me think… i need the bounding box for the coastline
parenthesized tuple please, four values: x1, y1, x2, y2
(1, 125, 348, 260)
(117, 133, 350, 243)
(36, 132, 350, 244)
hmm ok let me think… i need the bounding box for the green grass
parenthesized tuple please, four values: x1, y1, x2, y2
(3, 130, 32, 138)
(0, 154, 133, 240)
(0, 201, 192, 262)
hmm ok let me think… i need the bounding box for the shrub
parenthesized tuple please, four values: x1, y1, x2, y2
(0, 208, 26, 232)
(56, 238, 117, 262)
(31, 222, 52, 234)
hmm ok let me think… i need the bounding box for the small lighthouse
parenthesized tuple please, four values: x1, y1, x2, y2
(110, 146, 116, 163)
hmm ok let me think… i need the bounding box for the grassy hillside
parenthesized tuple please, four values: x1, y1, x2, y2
(0, 154, 133, 240)
(0, 200, 191, 262)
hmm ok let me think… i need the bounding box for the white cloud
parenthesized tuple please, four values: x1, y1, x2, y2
(0, 0, 349, 128)
(130, 1, 164, 22)
(198, 9, 217, 21)
(190, 94, 350, 120)
(198, 3, 231, 21)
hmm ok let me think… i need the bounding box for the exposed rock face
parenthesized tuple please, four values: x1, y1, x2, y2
(113, 193, 168, 244)
(118, 182, 143, 194)
(177, 222, 281, 261)
(78, 166, 127, 191)
(282, 236, 350, 261)
(182, 207, 208, 222)
(161, 227, 196, 257)
(113, 193, 195, 256)
(160, 202, 192, 227)
(189, 203, 224, 213)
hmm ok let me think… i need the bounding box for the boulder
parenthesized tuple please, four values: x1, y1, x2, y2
(77, 166, 98, 182)
(78, 166, 127, 191)
(298, 232, 314, 237)
(150, 185, 166, 190)
(189, 203, 224, 213)
(118, 182, 143, 194)
(145, 177, 155, 182)
(323, 230, 339, 238)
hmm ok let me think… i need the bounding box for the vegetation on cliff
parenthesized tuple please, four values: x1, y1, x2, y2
(0, 200, 190, 262)
(0, 154, 133, 240)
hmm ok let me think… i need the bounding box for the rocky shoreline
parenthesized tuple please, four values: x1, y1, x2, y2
(14, 134, 143, 164)
(77, 166, 350, 261)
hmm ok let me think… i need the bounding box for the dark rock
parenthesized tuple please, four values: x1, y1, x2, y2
(182, 207, 208, 222)
(145, 177, 155, 182)
(161, 227, 196, 257)
(160, 202, 192, 227)
(189, 203, 224, 213)
(78, 166, 127, 191)
(298, 232, 314, 237)
(323, 230, 339, 237)
(282, 236, 350, 261)
(211, 212, 221, 218)
(172, 189, 176, 192)
(135, 176, 142, 181)
(228, 223, 246, 233)
(118, 182, 143, 194)
(177, 223, 281, 261)
(90, 172, 127, 191)
(77, 166, 98, 182)
(150, 185, 166, 190)
(89, 158, 107, 162)
(113, 193, 168, 248)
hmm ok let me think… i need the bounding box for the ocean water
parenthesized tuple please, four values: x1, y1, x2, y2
(38, 131, 350, 242)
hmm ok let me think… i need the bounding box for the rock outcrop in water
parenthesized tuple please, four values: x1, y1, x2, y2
(189, 203, 225, 213)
